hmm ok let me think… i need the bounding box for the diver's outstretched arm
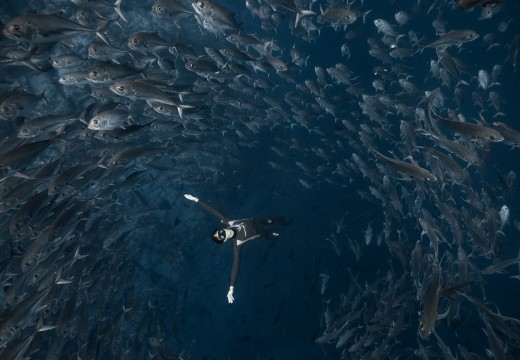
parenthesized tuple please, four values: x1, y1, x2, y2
(227, 243, 241, 304)
(184, 194, 230, 224)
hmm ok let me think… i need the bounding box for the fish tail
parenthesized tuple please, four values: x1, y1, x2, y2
(177, 104, 194, 119)
(40, 89, 48, 106)
(114, 0, 128, 22)
(362, 10, 373, 24)
(95, 20, 113, 47)
(295, 10, 316, 29)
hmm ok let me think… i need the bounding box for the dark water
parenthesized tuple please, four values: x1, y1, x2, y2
(0, 0, 520, 359)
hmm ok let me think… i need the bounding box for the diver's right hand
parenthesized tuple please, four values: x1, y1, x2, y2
(184, 194, 199, 202)
(227, 286, 234, 304)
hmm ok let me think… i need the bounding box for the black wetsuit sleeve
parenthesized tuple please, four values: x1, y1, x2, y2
(230, 242, 240, 287)
(195, 200, 229, 224)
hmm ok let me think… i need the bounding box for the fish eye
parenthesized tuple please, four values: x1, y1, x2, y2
(132, 38, 139, 44)
(22, 128, 28, 133)
(12, 24, 20, 31)
(198, 1, 205, 8)
(118, 86, 125, 91)
(92, 71, 98, 76)
(94, 119, 98, 124)
(2, 106, 8, 112)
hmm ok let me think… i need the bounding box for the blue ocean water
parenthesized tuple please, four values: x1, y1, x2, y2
(0, 0, 520, 359)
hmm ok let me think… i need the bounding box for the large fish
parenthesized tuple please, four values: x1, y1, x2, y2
(127, 32, 175, 55)
(317, 2, 366, 30)
(152, 0, 192, 28)
(191, 0, 240, 32)
(109, 80, 179, 106)
(2, 12, 111, 45)
(0, 91, 45, 121)
(17, 115, 77, 138)
(490, 122, 520, 147)
(87, 109, 131, 130)
(419, 262, 441, 340)
(86, 62, 143, 83)
(437, 116, 504, 142)
(367, 144, 437, 181)
(0, 139, 55, 170)
(422, 30, 479, 49)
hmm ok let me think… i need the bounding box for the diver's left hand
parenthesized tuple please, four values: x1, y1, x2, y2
(184, 194, 198, 202)
(227, 286, 234, 304)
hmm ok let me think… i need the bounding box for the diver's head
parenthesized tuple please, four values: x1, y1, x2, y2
(212, 228, 235, 244)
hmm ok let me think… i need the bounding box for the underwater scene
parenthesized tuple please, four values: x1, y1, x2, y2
(1, 0, 520, 359)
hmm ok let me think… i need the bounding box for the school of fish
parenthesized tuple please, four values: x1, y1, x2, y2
(0, 0, 520, 358)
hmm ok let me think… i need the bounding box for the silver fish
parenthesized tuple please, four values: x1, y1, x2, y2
(417, 146, 468, 184)
(2, 12, 111, 46)
(422, 131, 480, 164)
(50, 54, 87, 69)
(490, 122, 520, 147)
(152, 0, 192, 28)
(191, 0, 240, 32)
(423, 30, 479, 49)
(128, 32, 174, 54)
(317, 2, 360, 30)
(367, 144, 437, 181)
(419, 263, 441, 339)
(88, 41, 128, 62)
(58, 70, 90, 85)
(264, 42, 288, 72)
(17, 115, 77, 138)
(70, 0, 127, 22)
(108, 145, 162, 165)
(86, 62, 142, 83)
(394, 10, 409, 26)
(88, 109, 131, 130)
(437, 116, 504, 142)
(0, 91, 45, 121)
(373, 18, 400, 38)
(109, 80, 178, 106)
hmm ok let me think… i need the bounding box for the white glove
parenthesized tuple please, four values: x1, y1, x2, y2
(184, 194, 199, 202)
(227, 286, 234, 304)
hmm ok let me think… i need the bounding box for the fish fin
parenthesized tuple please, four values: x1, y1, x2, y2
(92, 9, 112, 20)
(295, 10, 316, 29)
(177, 104, 194, 119)
(12, 171, 35, 179)
(95, 20, 113, 47)
(362, 10, 373, 24)
(113, 0, 128, 22)
(436, 307, 450, 320)
(37, 316, 56, 332)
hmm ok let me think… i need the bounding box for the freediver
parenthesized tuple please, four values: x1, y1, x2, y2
(184, 194, 290, 303)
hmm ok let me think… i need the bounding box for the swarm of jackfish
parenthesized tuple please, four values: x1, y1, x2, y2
(0, 0, 519, 359)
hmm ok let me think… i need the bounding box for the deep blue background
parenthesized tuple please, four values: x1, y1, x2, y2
(1, 0, 520, 359)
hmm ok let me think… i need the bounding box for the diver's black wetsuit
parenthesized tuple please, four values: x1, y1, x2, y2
(195, 199, 288, 288)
